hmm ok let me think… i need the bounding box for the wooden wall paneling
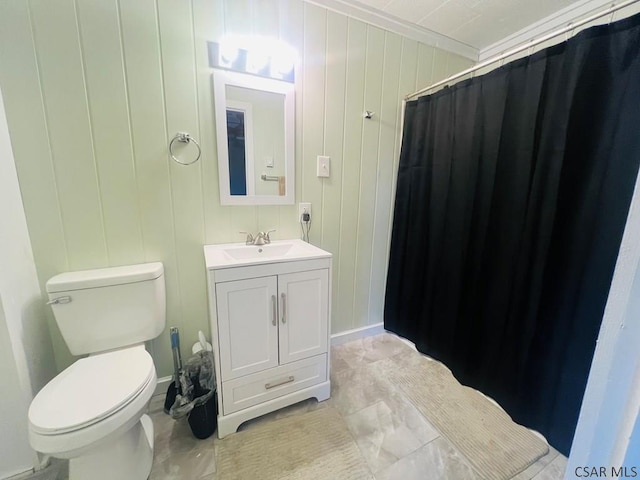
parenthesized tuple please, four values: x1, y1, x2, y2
(321, 11, 348, 332)
(120, 0, 179, 375)
(336, 18, 366, 332)
(301, 3, 327, 244)
(29, 0, 108, 270)
(158, 0, 208, 353)
(432, 48, 450, 83)
(224, 0, 252, 37)
(223, 0, 258, 238)
(368, 31, 402, 326)
(352, 25, 384, 328)
(278, 0, 304, 240)
(76, 0, 144, 266)
(447, 52, 475, 79)
(415, 42, 435, 93)
(253, 0, 279, 37)
(0, 0, 72, 371)
(193, 0, 231, 246)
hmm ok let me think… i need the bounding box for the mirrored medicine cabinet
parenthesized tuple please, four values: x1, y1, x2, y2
(212, 70, 295, 205)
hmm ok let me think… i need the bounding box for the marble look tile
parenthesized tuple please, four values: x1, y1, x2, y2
(345, 399, 440, 473)
(330, 345, 352, 373)
(375, 437, 479, 480)
(147, 333, 558, 480)
(374, 349, 440, 378)
(532, 453, 568, 480)
(148, 393, 168, 414)
(328, 363, 396, 416)
(334, 333, 414, 369)
(149, 411, 216, 480)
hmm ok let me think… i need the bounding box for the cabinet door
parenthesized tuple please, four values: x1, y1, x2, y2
(216, 276, 279, 380)
(278, 269, 329, 364)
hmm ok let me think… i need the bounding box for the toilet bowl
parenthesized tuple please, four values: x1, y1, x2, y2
(29, 346, 157, 480)
(28, 262, 166, 480)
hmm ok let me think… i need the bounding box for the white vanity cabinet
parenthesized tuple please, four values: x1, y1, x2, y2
(204, 240, 332, 438)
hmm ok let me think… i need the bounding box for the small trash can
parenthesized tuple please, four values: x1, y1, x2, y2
(168, 332, 218, 439)
(187, 390, 217, 439)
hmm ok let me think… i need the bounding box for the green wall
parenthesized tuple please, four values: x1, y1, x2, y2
(0, 0, 473, 378)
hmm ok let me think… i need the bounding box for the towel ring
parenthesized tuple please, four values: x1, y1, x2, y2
(169, 132, 201, 165)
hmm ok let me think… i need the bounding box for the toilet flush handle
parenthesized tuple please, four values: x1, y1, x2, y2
(47, 296, 72, 305)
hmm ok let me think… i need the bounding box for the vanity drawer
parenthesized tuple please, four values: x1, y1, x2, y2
(221, 354, 327, 415)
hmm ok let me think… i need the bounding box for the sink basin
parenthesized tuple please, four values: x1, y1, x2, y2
(223, 243, 294, 260)
(204, 239, 331, 269)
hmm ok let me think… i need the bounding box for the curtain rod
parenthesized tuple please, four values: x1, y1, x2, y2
(406, 0, 639, 100)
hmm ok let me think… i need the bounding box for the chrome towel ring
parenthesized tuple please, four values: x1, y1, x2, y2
(169, 132, 201, 165)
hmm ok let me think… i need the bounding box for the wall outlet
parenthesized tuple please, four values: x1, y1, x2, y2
(298, 202, 311, 222)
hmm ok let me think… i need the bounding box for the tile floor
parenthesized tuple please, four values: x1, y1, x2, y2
(148, 333, 568, 480)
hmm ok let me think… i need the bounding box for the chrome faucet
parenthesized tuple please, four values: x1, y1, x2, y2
(239, 230, 275, 245)
(253, 232, 268, 245)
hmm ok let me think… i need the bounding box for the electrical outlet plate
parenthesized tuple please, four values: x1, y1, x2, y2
(298, 202, 311, 221)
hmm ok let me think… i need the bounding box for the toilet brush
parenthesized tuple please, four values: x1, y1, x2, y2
(164, 327, 182, 414)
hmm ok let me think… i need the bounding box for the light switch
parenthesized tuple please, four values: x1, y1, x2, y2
(317, 155, 330, 178)
(265, 156, 274, 168)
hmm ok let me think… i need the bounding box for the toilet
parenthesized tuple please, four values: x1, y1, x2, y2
(28, 262, 166, 480)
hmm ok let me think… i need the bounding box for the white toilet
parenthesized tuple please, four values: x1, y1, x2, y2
(28, 262, 166, 480)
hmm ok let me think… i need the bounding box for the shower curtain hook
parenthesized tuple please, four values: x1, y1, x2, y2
(565, 22, 573, 41)
(609, 3, 616, 24)
(527, 39, 535, 56)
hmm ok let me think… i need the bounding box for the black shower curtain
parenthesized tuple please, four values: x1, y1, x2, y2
(384, 13, 640, 455)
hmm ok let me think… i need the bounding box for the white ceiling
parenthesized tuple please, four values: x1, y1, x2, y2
(341, 0, 587, 50)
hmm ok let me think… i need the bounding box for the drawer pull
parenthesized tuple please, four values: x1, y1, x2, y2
(271, 295, 277, 326)
(265, 375, 295, 390)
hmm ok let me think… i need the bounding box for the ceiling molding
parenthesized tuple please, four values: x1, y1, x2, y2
(303, 0, 479, 61)
(479, 0, 618, 61)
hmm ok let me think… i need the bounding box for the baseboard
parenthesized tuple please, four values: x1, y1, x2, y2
(154, 376, 173, 398)
(330, 322, 385, 346)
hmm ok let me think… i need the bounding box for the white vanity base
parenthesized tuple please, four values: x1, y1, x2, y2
(217, 381, 331, 438)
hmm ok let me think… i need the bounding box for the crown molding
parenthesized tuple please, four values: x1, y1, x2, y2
(479, 0, 619, 61)
(303, 0, 479, 61)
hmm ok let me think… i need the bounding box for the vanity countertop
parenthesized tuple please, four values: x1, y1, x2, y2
(204, 239, 332, 270)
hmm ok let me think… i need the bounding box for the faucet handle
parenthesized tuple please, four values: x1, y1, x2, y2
(239, 231, 254, 245)
(265, 229, 276, 243)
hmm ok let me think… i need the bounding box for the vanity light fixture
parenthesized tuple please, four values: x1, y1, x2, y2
(219, 43, 239, 68)
(208, 36, 296, 83)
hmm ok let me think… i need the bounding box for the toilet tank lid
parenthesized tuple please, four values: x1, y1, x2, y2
(47, 262, 164, 293)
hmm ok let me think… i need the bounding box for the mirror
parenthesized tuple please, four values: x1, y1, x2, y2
(213, 70, 295, 205)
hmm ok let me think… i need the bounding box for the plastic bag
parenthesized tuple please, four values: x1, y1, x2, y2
(169, 348, 216, 419)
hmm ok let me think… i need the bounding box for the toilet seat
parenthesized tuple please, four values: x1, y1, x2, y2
(29, 346, 154, 435)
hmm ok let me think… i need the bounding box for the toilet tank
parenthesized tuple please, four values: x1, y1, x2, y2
(46, 263, 166, 356)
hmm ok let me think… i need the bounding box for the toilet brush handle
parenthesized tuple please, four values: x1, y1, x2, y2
(170, 327, 182, 389)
